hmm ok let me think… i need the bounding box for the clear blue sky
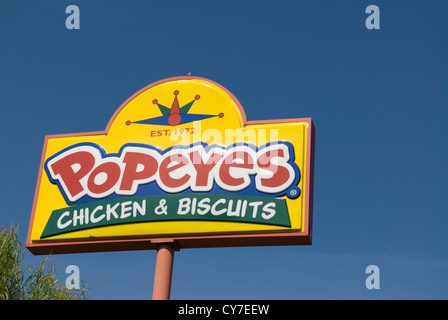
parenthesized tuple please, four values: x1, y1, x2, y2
(1, 0, 447, 299)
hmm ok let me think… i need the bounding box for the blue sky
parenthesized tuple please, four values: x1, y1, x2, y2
(1, 0, 447, 299)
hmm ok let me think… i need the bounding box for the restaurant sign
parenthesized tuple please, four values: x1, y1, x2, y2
(27, 76, 314, 254)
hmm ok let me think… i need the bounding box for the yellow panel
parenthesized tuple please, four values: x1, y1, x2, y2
(27, 77, 313, 251)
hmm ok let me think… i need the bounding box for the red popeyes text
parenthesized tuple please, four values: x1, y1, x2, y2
(45, 142, 297, 203)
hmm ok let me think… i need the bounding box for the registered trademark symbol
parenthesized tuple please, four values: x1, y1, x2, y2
(287, 188, 301, 199)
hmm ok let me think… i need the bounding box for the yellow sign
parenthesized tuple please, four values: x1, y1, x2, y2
(27, 76, 315, 254)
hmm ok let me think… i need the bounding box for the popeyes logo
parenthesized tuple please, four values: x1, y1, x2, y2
(45, 141, 301, 205)
(27, 76, 314, 254)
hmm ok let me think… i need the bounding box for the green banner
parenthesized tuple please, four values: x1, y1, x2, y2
(40, 194, 291, 238)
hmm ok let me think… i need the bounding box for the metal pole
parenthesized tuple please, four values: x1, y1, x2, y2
(152, 241, 178, 300)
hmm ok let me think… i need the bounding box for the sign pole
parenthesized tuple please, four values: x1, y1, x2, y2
(152, 241, 178, 300)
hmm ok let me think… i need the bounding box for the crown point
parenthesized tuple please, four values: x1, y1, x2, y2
(174, 90, 179, 95)
(152, 99, 158, 104)
(195, 95, 200, 100)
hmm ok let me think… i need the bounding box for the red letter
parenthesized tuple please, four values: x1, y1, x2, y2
(158, 154, 191, 190)
(48, 150, 95, 200)
(257, 148, 291, 189)
(87, 162, 121, 196)
(189, 150, 224, 188)
(119, 151, 158, 193)
(219, 151, 254, 189)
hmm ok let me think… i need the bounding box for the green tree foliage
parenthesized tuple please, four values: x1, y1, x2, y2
(0, 225, 88, 300)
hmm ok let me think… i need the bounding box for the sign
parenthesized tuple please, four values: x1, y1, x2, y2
(26, 76, 315, 254)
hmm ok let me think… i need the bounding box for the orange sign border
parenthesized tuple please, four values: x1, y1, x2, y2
(26, 76, 315, 254)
